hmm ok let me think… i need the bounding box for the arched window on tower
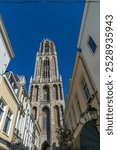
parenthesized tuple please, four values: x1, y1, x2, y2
(39, 57, 42, 78)
(60, 105, 64, 124)
(45, 41, 49, 53)
(61, 105, 64, 117)
(54, 105, 60, 127)
(53, 84, 58, 100)
(32, 107, 37, 120)
(41, 141, 50, 150)
(43, 85, 50, 101)
(43, 57, 50, 81)
(52, 57, 57, 78)
(35, 61, 39, 77)
(35, 85, 39, 101)
(42, 107, 50, 130)
(59, 84, 62, 100)
(50, 42, 54, 53)
(30, 86, 33, 101)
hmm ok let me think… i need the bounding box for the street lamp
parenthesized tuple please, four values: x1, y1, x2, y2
(79, 113, 87, 125)
(79, 105, 98, 125)
(87, 105, 98, 121)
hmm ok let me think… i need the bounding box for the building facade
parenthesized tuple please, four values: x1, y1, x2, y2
(29, 39, 65, 150)
(65, 51, 100, 150)
(12, 75, 41, 150)
(0, 16, 23, 150)
(65, 1, 100, 150)
(0, 72, 19, 150)
(77, 0, 100, 93)
(0, 16, 14, 81)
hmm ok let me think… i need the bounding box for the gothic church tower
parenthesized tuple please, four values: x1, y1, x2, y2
(29, 39, 65, 150)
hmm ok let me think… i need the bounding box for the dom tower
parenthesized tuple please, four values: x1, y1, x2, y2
(29, 39, 65, 150)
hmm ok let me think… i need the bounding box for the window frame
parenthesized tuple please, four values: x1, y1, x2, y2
(43, 57, 50, 81)
(0, 97, 6, 122)
(81, 77, 91, 102)
(87, 35, 97, 54)
(3, 109, 13, 134)
(43, 86, 50, 101)
(45, 41, 49, 53)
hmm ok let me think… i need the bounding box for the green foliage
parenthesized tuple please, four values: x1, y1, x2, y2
(56, 125, 75, 150)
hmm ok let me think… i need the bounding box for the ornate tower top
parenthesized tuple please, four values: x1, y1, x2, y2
(34, 39, 60, 83)
(39, 38, 56, 55)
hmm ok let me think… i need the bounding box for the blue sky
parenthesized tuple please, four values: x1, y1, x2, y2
(0, 0, 85, 102)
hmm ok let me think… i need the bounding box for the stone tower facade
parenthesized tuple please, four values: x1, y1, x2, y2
(29, 39, 65, 150)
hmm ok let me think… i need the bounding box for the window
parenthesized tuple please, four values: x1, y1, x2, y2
(59, 84, 62, 100)
(3, 110, 12, 134)
(52, 57, 57, 77)
(54, 106, 60, 127)
(50, 42, 54, 53)
(33, 107, 37, 120)
(53, 84, 58, 100)
(88, 36, 97, 53)
(0, 99, 5, 121)
(43, 57, 50, 80)
(42, 107, 50, 131)
(41, 42, 44, 53)
(82, 77, 90, 101)
(43, 86, 50, 101)
(30, 86, 33, 100)
(45, 42, 49, 52)
(6, 73, 18, 93)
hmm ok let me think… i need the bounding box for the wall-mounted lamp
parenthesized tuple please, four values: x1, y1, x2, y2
(79, 105, 98, 125)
